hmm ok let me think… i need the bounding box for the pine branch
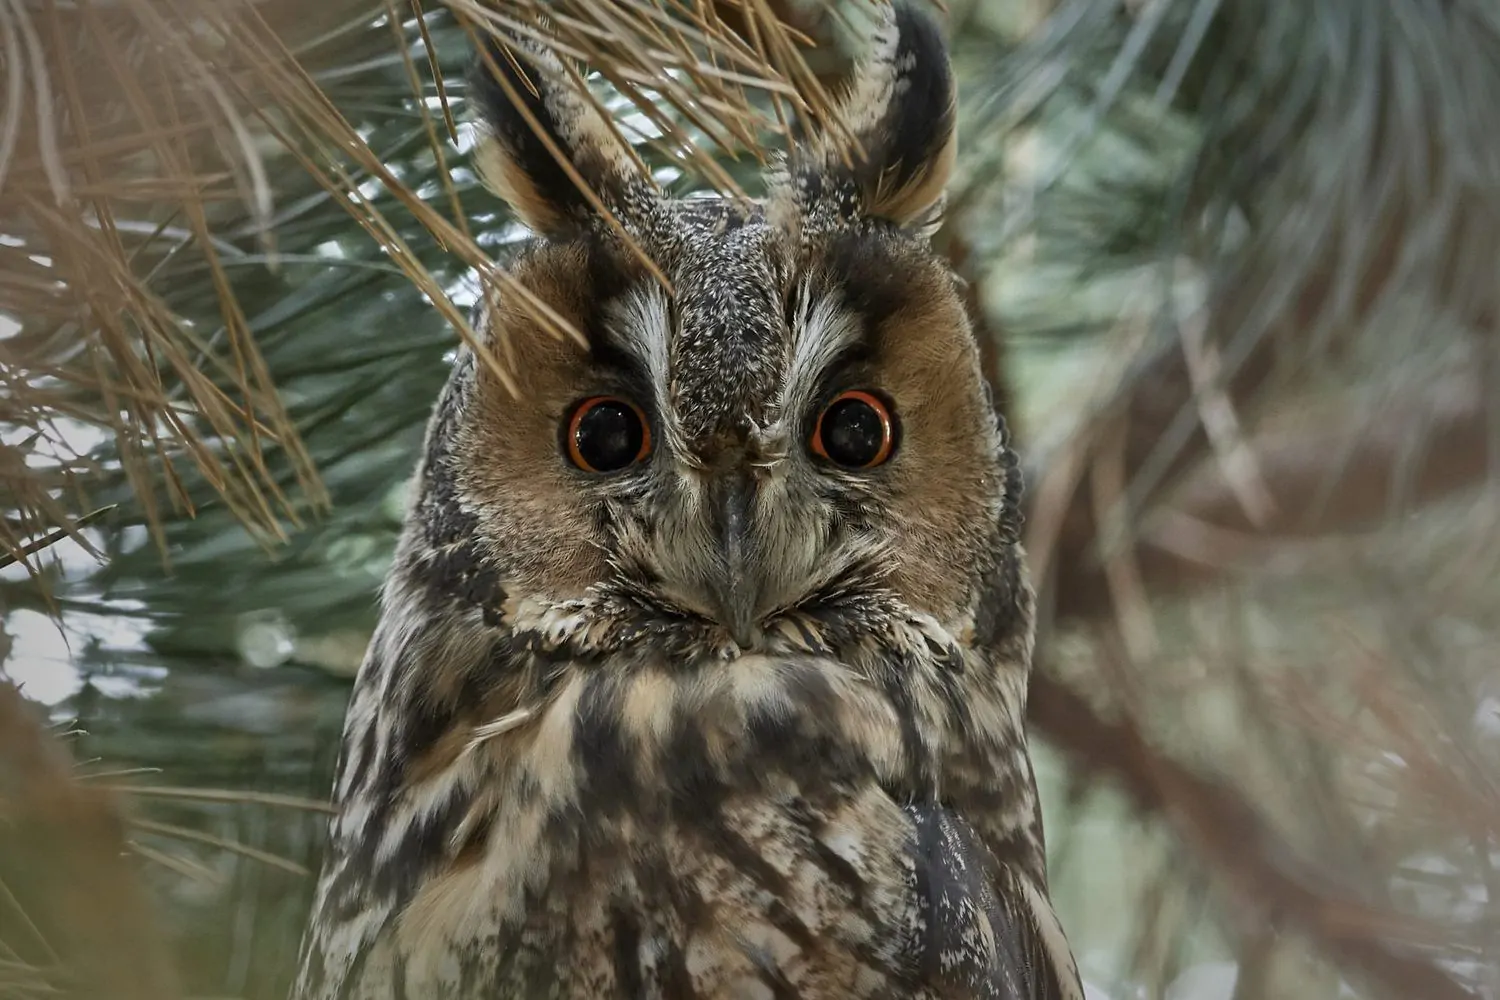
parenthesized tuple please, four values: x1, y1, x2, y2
(0, 0, 852, 574)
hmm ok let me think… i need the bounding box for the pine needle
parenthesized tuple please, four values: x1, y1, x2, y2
(0, 0, 845, 571)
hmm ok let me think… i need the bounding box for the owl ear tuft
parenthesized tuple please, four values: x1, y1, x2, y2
(468, 35, 646, 236)
(783, 3, 957, 231)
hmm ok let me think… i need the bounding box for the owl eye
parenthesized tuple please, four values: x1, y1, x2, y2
(810, 390, 896, 470)
(566, 396, 652, 473)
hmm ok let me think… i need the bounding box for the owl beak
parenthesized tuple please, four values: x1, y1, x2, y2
(708, 471, 761, 648)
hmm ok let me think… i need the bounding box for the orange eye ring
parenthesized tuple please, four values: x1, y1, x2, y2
(565, 395, 652, 473)
(810, 390, 896, 470)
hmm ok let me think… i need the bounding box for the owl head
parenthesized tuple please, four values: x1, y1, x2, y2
(426, 2, 1022, 658)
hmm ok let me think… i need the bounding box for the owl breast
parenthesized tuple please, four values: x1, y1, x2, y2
(339, 624, 1035, 999)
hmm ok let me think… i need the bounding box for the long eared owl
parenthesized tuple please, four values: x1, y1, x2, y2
(293, 4, 1084, 998)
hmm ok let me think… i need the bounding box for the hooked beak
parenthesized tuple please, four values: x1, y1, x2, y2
(706, 471, 761, 648)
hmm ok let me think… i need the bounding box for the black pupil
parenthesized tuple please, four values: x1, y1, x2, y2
(574, 401, 643, 472)
(821, 397, 886, 468)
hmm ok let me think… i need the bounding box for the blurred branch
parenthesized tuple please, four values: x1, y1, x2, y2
(0, 681, 182, 1000)
(998, 256, 1492, 997)
(1027, 667, 1479, 1000)
(1038, 358, 1491, 622)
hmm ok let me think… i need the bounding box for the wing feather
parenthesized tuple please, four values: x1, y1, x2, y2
(902, 803, 1084, 1000)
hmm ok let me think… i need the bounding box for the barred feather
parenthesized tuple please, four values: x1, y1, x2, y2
(293, 6, 1083, 998)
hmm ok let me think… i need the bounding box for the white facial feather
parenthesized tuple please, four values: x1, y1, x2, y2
(782, 281, 863, 423)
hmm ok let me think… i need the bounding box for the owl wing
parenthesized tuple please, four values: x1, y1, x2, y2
(902, 804, 1083, 1000)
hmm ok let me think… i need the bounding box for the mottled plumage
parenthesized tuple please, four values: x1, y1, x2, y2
(292, 5, 1084, 998)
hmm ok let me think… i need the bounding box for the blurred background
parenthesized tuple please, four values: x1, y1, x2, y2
(1, 0, 1497, 997)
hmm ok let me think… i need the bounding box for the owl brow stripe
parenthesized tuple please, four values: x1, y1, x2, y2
(782, 282, 864, 418)
(608, 284, 689, 459)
